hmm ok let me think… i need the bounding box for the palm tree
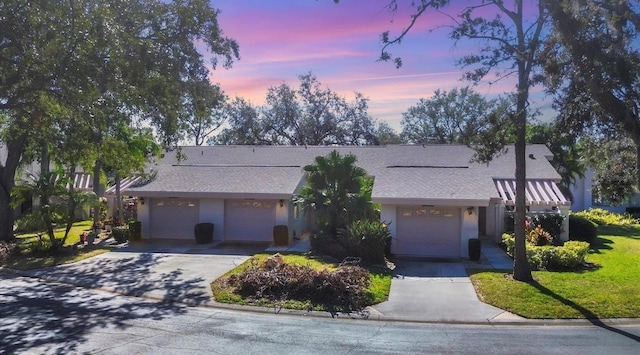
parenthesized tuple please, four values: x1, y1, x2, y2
(296, 150, 375, 236)
(12, 170, 70, 247)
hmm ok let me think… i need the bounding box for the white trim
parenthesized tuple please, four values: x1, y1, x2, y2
(494, 179, 570, 206)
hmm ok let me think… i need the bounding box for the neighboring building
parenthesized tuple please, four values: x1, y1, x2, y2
(570, 168, 640, 213)
(121, 144, 570, 259)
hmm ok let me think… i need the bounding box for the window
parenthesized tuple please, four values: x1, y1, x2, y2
(416, 208, 427, 216)
(401, 209, 413, 217)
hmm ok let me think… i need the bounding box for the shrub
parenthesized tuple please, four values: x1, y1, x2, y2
(339, 220, 391, 264)
(502, 234, 590, 271)
(310, 232, 348, 260)
(572, 208, 636, 226)
(111, 225, 129, 243)
(568, 215, 598, 244)
(25, 234, 58, 255)
(502, 233, 515, 254)
(550, 241, 590, 270)
(0, 242, 17, 265)
(504, 213, 515, 233)
(531, 213, 565, 240)
(228, 263, 371, 310)
(625, 206, 640, 219)
(526, 225, 552, 246)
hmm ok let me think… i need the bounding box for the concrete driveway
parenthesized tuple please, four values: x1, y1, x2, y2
(369, 260, 520, 323)
(25, 241, 269, 306)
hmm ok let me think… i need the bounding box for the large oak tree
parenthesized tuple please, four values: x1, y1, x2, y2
(0, 0, 239, 241)
(543, 0, 640, 202)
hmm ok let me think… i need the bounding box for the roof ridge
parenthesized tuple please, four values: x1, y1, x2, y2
(172, 164, 302, 168)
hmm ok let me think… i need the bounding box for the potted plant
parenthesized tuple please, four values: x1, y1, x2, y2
(93, 221, 104, 234)
(86, 231, 97, 245)
(103, 218, 113, 232)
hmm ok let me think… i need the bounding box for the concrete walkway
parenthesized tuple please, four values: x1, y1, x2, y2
(481, 239, 514, 270)
(368, 260, 522, 323)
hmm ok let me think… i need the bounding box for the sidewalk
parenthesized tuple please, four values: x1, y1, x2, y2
(481, 239, 513, 270)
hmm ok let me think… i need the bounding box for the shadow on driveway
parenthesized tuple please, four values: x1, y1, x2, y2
(0, 272, 190, 354)
(23, 241, 266, 309)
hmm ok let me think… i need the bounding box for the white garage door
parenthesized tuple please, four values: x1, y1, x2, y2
(395, 206, 461, 258)
(225, 200, 276, 242)
(150, 198, 199, 239)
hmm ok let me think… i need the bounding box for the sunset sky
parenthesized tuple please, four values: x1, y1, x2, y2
(209, 0, 551, 130)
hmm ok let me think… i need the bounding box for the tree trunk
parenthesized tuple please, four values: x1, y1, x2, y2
(40, 143, 56, 244)
(92, 160, 102, 227)
(636, 144, 640, 192)
(63, 166, 77, 243)
(513, 109, 532, 281)
(115, 173, 124, 222)
(512, 62, 533, 281)
(0, 135, 27, 241)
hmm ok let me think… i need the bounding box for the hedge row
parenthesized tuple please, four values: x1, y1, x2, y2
(502, 234, 590, 271)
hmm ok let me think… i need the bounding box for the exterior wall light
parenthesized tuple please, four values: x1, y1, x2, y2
(139, 197, 145, 205)
(467, 206, 474, 215)
(279, 199, 284, 207)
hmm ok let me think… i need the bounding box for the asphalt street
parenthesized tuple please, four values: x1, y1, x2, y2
(1, 273, 639, 354)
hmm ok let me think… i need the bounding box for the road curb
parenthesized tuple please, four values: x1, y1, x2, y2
(3, 266, 639, 327)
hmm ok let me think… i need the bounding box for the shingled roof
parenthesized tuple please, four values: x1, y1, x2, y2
(125, 144, 562, 205)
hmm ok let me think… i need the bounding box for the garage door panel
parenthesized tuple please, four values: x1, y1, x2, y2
(225, 200, 275, 242)
(396, 206, 460, 257)
(150, 199, 199, 239)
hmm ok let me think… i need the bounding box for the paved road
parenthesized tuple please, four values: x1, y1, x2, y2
(2, 273, 639, 354)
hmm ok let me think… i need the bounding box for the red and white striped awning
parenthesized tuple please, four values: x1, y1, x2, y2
(105, 176, 143, 194)
(494, 179, 570, 206)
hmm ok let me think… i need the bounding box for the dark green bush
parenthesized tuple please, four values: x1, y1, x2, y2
(504, 213, 515, 233)
(112, 225, 129, 243)
(626, 207, 640, 219)
(339, 220, 391, 264)
(568, 215, 598, 243)
(531, 213, 564, 240)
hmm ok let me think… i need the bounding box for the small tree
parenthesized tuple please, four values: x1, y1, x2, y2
(11, 168, 94, 249)
(295, 150, 375, 236)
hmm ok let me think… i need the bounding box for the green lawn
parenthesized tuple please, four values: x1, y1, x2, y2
(5, 220, 110, 270)
(211, 253, 392, 311)
(469, 225, 640, 319)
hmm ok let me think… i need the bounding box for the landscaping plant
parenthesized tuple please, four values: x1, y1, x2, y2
(211, 253, 391, 312)
(502, 234, 590, 271)
(111, 226, 130, 243)
(568, 214, 598, 243)
(339, 220, 391, 264)
(572, 208, 637, 226)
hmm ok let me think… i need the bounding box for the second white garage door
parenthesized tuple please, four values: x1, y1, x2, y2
(225, 200, 276, 242)
(395, 206, 461, 258)
(150, 198, 199, 239)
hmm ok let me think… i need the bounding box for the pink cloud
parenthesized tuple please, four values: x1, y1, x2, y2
(209, 0, 555, 131)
